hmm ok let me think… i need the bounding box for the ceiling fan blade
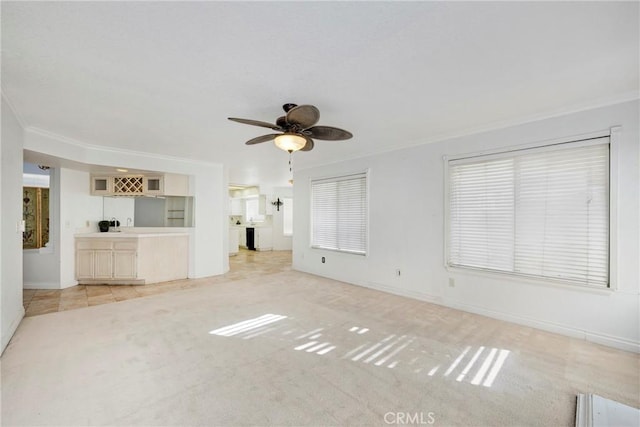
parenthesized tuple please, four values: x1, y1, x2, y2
(228, 117, 282, 131)
(306, 126, 353, 140)
(300, 137, 314, 151)
(286, 105, 320, 129)
(245, 134, 278, 145)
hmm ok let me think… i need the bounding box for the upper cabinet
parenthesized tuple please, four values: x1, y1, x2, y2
(91, 176, 112, 195)
(113, 176, 144, 195)
(162, 174, 190, 196)
(230, 198, 243, 216)
(144, 176, 163, 194)
(91, 173, 190, 197)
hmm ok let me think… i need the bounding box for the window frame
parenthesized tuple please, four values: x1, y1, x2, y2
(310, 170, 369, 256)
(443, 128, 619, 291)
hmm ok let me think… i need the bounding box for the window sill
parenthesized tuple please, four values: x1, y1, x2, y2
(445, 264, 614, 295)
(311, 246, 367, 257)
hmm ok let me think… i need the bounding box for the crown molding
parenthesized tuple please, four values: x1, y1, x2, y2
(412, 90, 640, 149)
(1, 87, 28, 129)
(298, 92, 640, 172)
(25, 126, 221, 168)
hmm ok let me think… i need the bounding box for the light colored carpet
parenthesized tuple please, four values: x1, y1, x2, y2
(2, 271, 638, 426)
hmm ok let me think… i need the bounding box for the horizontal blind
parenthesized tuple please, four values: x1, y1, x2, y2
(312, 173, 367, 254)
(514, 143, 609, 286)
(449, 158, 515, 272)
(448, 138, 609, 287)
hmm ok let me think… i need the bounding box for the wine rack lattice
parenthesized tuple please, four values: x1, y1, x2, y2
(113, 176, 144, 194)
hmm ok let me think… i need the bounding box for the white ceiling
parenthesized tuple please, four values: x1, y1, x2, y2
(2, 2, 638, 188)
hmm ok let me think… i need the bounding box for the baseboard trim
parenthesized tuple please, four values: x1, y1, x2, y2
(1, 306, 25, 355)
(23, 281, 60, 290)
(444, 299, 640, 353)
(365, 281, 442, 305)
(356, 280, 639, 353)
(23, 280, 79, 290)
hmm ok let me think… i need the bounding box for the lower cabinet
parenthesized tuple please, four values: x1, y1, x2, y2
(238, 227, 272, 251)
(75, 234, 188, 285)
(239, 228, 247, 248)
(255, 227, 273, 251)
(229, 228, 240, 256)
(112, 251, 137, 279)
(94, 250, 115, 279)
(76, 249, 97, 280)
(76, 249, 137, 281)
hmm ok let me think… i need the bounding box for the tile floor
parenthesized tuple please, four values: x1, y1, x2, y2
(23, 249, 292, 317)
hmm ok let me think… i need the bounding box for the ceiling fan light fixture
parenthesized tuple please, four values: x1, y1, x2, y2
(274, 133, 306, 153)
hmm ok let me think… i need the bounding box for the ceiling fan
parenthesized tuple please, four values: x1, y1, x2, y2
(228, 103, 353, 153)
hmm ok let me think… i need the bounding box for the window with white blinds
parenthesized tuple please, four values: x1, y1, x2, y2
(447, 137, 609, 287)
(311, 173, 368, 255)
(283, 197, 293, 236)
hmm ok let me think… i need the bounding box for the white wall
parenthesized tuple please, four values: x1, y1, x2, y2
(1, 98, 25, 353)
(59, 168, 104, 288)
(271, 187, 293, 251)
(293, 100, 640, 352)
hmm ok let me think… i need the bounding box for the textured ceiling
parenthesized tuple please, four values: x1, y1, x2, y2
(2, 1, 638, 188)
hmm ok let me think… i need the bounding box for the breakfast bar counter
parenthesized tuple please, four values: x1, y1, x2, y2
(74, 232, 189, 285)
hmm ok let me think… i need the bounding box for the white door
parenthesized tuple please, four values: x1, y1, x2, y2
(76, 250, 95, 279)
(94, 250, 113, 279)
(113, 251, 137, 279)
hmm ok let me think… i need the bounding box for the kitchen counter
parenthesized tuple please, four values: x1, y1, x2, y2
(75, 233, 189, 285)
(75, 232, 189, 238)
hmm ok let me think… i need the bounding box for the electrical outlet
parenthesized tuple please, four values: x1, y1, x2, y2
(396, 269, 401, 277)
(448, 278, 455, 287)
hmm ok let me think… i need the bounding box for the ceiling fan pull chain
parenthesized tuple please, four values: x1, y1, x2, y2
(289, 151, 293, 172)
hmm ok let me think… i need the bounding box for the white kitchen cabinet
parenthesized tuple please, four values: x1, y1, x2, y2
(113, 176, 144, 195)
(144, 176, 163, 195)
(258, 194, 275, 215)
(229, 227, 240, 256)
(163, 173, 190, 196)
(239, 227, 247, 248)
(94, 250, 114, 279)
(76, 250, 95, 279)
(91, 176, 112, 195)
(258, 195, 267, 215)
(75, 233, 188, 285)
(90, 173, 190, 196)
(230, 198, 243, 215)
(76, 249, 117, 280)
(113, 251, 137, 279)
(255, 227, 273, 251)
